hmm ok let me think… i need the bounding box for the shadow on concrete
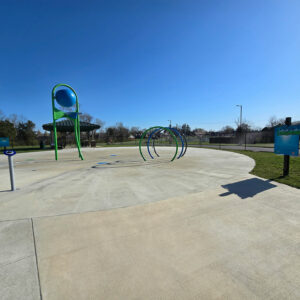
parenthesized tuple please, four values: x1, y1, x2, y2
(220, 178, 277, 199)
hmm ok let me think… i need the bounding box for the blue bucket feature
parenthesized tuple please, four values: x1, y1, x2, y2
(55, 89, 76, 107)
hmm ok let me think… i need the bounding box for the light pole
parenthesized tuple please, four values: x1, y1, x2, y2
(236, 105, 243, 146)
(236, 105, 242, 128)
(167, 120, 172, 128)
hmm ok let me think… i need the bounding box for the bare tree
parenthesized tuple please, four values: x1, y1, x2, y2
(267, 116, 285, 128)
(8, 114, 26, 126)
(181, 123, 191, 135)
(129, 126, 142, 138)
(221, 126, 235, 134)
(95, 118, 105, 132)
(115, 123, 129, 142)
(235, 118, 252, 132)
(80, 113, 93, 123)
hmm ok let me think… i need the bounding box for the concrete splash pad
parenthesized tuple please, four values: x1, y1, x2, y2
(0, 147, 254, 220)
(0, 147, 299, 299)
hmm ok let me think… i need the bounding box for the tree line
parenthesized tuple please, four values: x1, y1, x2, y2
(0, 108, 288, 146)
(0, 110, 40, 146)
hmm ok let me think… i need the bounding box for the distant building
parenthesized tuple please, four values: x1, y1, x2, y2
(128, 134, 135, 141)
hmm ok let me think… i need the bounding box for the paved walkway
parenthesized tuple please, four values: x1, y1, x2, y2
(0, 148, 299, 299)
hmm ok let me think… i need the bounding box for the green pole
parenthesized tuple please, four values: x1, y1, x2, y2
(51, 87, 58, 160)
(74, 122, 82, 159)
(139, 126, 178, 161)
(75, 118, 83, 160)
(75, 98, 83, 160)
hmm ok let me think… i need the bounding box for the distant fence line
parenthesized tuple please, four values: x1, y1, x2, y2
(209, 131, 273, 144)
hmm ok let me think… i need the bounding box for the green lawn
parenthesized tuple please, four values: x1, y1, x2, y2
(245, 143, 274, 148)
(230, 150, 300, 189)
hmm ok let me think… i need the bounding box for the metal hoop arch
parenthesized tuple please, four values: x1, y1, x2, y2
(139, 126, 178, 161)
(148, 127, 185, 159)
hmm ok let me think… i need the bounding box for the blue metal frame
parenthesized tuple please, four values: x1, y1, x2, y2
(146, 127, 185, 159)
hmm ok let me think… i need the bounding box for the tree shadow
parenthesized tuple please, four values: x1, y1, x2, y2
(220, 178, 277, 199)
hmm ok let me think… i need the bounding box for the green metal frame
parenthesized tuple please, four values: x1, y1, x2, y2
(52, 84, 83, 160)
(139, 126, 178, 161)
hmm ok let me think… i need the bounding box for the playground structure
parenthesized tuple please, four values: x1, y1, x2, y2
(139, 126, 188, 161)
(51, 85, 187, 163)
(52, 84, 83, 160)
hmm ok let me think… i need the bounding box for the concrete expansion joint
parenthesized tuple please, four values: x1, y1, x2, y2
(31, 218, 43, 300)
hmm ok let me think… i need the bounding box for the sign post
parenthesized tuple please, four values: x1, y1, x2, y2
(274, 117, 300, 177)
(3, 150, 17, 191)
(283, 117, 291, 176)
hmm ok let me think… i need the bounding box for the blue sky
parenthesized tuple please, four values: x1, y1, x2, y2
(0, 0, 300, 131)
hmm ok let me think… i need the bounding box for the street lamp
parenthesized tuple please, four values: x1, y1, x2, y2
(167, 120, 172, 128)
(236, 105, 243, 146)
(236, 105, 242, 128)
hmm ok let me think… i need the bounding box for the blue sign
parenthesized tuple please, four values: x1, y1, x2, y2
(274, 127, 299, 156)
(0, 137, 10, 147)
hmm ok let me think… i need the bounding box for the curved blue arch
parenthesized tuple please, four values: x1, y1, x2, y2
(147, 127, 185, 159)
(170, 128, 185, 159)
(152, 139, 159, 157)
(181, 133, 188, 157)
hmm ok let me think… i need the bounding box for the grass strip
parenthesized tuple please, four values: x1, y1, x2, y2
(228, 150, 300, 189)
